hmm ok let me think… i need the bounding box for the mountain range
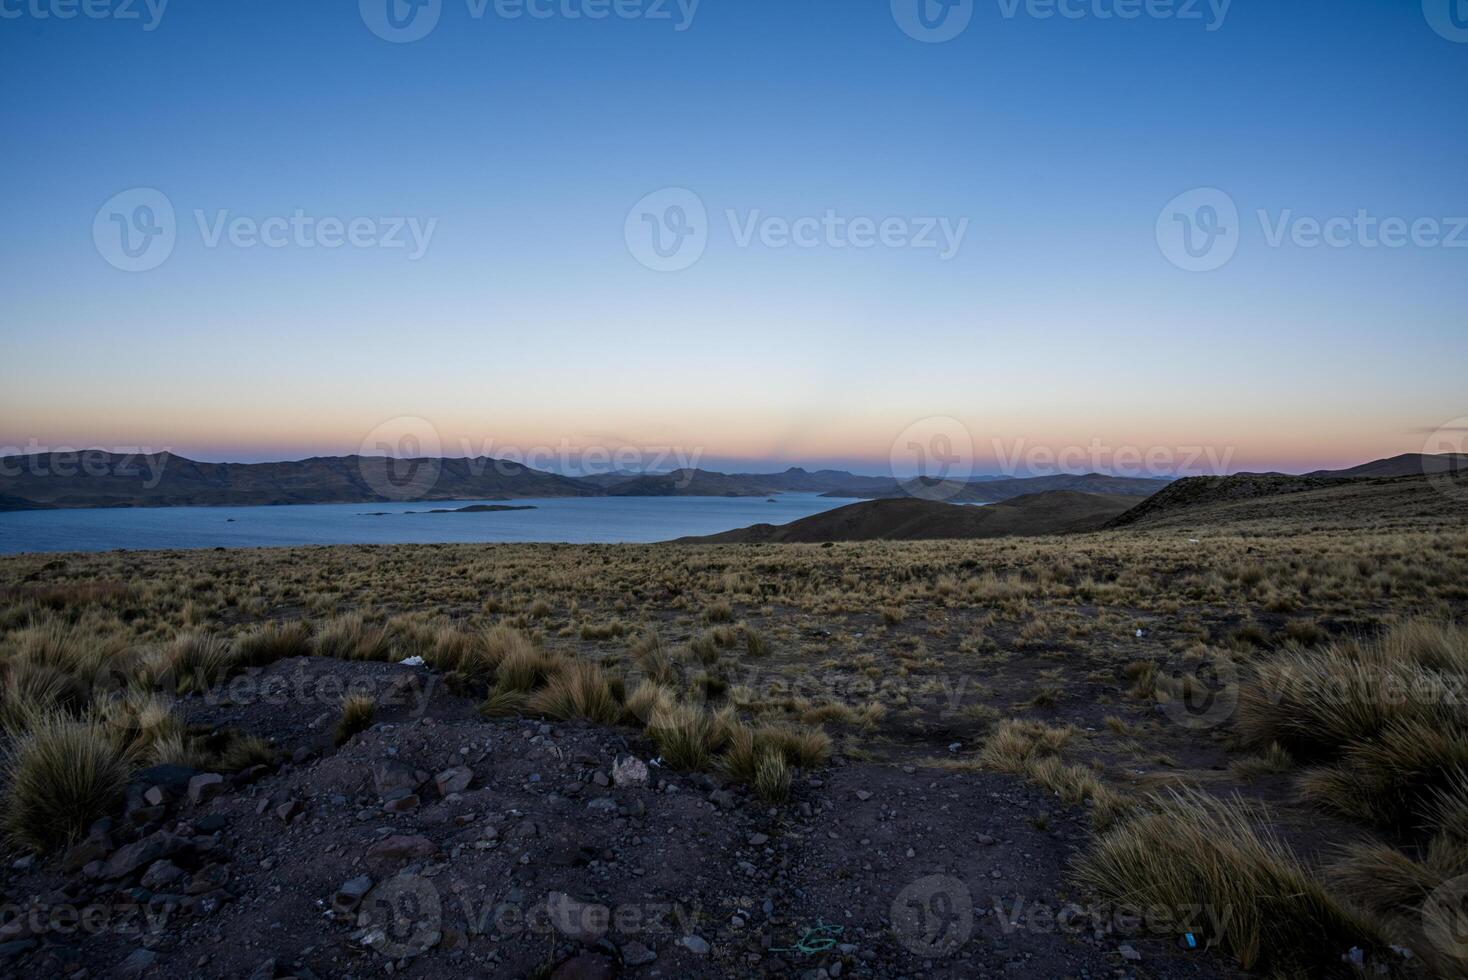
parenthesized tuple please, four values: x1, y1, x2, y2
(0, 450, 1459, 513)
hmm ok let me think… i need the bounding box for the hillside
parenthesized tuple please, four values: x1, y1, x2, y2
(1109, 472, 1467, 533)
(828, 472, 1167, 503)
(1306, 452, 1468, 478)
(605, 467, 895, 498)
(675, 491, 1138, 543)
(0, 453, 601, 509)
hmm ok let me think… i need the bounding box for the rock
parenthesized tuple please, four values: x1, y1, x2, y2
(434, 767, 473, 796)
(546, 892, 610, 942)
(275, 800, 303, 822)
(1119, 944, 1142, 962)
(140, 860, 185, 891)
(119, 948, 158, 976)
(0, 940, 37, 961)
(551, 951, 616, 980)
(101, 832, 186, 881)
(611, 756, 649, 787)
(748, 833, 769, 846)
(372, 760, 420, 801)
(194, 814, 228, 834)
(247, 960, 278, 980)
(586, 797, 617, 813)
(854, 790, 873, 801)
(134, 765, 200, 794)
(187, 773, 225, 805)
(365, 835, 437, 872)
(710, 789, 737, 810)
(621, 940, 657, 966)
(187, 864, 230, 895)
(143, 786, 165, 807)
(382, 794, 419, 814)
(62, 830, 114, 874)
(334, 875, 373, 913)
(128, 805, 166, 827)
(678, 935, 710, 955)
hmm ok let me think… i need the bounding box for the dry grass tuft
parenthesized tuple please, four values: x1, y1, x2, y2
(334, 693, 377, 746)
(3, 714, 132, 852)
(1074, 788, 1391, 977)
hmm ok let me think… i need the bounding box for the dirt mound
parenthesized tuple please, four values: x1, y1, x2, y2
(676, 492, 1137, 544)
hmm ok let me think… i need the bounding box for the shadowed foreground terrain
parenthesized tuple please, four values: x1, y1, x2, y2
(0, 473, 1465, 978)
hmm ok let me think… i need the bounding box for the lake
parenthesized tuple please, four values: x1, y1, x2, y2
(0, 494, 862, 555)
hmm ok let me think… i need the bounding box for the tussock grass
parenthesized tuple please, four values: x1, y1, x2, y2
(526, 660, 623, 725)
(313, 614, 391, 662)
(1074, 788, 1390, 977)
(647, 703, 735, 771)
(979, 719, 1074, 772)
(334, 693, 377, 745)
(1239, 620, 1468, 759)
(151, 632, 239, 694)
(0, 661, 83, 732)
(1300, 721, 1468, 834)
(752, 748, 791, 803)
(478, 687, 527, 718)
(3, 714, 132, 852)
(235, 621, 312, 666)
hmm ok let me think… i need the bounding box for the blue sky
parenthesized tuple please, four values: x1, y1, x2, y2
(1, 0, 1464, 475)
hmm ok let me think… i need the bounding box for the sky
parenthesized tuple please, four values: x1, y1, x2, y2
(1, 0, 1465, 479)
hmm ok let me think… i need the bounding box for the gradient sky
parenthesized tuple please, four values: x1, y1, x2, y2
(2, 0, 1465, 477)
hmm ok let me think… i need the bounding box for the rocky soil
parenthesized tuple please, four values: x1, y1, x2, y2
(0, 657, 1242, 979)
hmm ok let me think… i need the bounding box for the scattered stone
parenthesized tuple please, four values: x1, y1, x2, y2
(435, 767, 473, 796)
(140, 860, 186, 891)
(275, 800, 303, 822)
(372, 760, 420, 801)
(101, 832, 186, 881)
(678, 935, 710, 956)
(118, 948, 158, 977)
(611, 756, 649, 787)
(63, 831, 113, 875)
(546, 892, 610, 942)
(334, 875, 374, 914)
(621, 941, 657, 966)
(365, 835, 437, 872)
(187, 773, 225, 805)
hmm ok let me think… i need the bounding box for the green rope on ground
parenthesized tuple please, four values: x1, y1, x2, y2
(770, 920, 844, 955)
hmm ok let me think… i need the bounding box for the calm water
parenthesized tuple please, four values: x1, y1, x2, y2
(0, 494, 861, 555)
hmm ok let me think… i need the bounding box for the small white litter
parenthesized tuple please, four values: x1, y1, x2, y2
(1135, 629, 1146, 638)
(398, 655, 426, 667)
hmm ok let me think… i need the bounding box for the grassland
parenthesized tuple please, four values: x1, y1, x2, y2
(2, 494, 1467, 976)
